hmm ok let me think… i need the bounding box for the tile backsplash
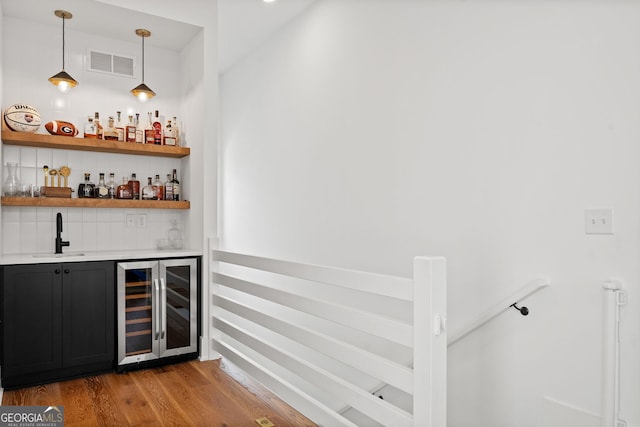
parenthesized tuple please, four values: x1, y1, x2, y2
(2, 145, 186, 255)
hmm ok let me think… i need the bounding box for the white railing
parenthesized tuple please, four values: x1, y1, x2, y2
(209, 243, 447, 427)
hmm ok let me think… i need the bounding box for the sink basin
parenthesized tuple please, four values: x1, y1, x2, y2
(33, 252, 85, 258)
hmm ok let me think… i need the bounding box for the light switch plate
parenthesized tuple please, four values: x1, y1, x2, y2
(585, 208, 613, 234)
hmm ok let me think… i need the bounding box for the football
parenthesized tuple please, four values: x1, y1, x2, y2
(4, 104, 41, 133)
(45, 120, 79, 137)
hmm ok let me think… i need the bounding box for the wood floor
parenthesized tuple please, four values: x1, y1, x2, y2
(2, 359, 318, 427)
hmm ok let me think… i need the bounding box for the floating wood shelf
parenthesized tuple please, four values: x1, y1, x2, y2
(1, 197, 190, 209)
(1, 122, 190, 158)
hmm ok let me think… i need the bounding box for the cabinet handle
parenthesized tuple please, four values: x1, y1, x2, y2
(154, 279, 161, 340)
(55, 269, 61, 274)
(64, 269, 70, 274)
(160, 278, 167, 340)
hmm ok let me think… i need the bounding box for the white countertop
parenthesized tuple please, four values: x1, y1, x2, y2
(0, 249, 203, 265)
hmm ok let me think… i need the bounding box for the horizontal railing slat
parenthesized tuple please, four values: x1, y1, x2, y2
(214, 294, 413, 393)
(215, 318, 414, 426)
(212, 272, 413, 347)
(214, 340, 358, 427)
(212, 250, 413, 301)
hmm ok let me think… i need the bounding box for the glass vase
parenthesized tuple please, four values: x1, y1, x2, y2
(3, 162, 20, 197)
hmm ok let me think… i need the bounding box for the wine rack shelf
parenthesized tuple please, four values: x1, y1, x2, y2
(1, 123, 190, 158)
(0, 197, 190, 209)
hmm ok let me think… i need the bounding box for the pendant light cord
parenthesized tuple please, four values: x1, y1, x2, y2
(62, 14, 66, 70)
(141, 33, 145, 83)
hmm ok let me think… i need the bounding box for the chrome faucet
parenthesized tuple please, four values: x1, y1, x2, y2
(55, 212, 70, 254)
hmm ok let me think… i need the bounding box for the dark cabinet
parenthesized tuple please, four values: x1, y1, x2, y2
(1, 261, 114, 389)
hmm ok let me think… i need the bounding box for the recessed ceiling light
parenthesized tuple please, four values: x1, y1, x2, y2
(263, 0, 276, 3)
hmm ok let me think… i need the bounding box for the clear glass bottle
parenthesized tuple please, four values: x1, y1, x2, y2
(3, 162, 20, 196)
(126, 115, 137, 143)
(145, 112, 155, 144)
(128, 173, 140, 200)
(104, 116, 118, 141)
(153, 174, 164, 200)
(95, 172, 110, 198)
(164, 173, 173, 201)
(94, 112, 104, 140)
(84, 116, 97, 138)
(78, 173, 95, 198)
(171, 169, 180, 201)
(142, 177, 156, 200)
(107, 172, 116, 199)
(173, 116, 180, 146)
(167, 219, 183, 249)
(135, 113, 144, 143)
(115, 111, 125, 142)
(163, 120, 177, 146)
(116, 176, 132, 199)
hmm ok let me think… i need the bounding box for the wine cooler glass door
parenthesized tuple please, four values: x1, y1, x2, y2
(159, 258, 197, 357)
(117, 261, 159, 365)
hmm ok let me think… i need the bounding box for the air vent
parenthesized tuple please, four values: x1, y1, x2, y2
(87, 49, 134, 78)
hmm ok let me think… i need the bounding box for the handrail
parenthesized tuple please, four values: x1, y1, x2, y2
(447, 278, 550, 347)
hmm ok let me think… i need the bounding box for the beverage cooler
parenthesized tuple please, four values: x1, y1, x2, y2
(116, 258, 198, 368)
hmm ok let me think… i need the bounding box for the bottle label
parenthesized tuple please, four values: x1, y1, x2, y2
(145, 129, 155, 144)
(164, 137, 177, 146)
(126, 126, 136, 142)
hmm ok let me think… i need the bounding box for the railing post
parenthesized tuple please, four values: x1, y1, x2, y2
(207, 238, 222, 360)
(413, 256, 447, 427)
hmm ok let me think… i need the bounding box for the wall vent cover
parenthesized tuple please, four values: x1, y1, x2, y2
(87, 49, 135, 78)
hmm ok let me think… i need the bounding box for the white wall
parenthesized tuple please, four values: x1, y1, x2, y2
(220, 0, 640, 425)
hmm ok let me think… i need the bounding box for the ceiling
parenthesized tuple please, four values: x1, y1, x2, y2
(1, 0, 316, 73)
(217, 0, 316, 72)
(0, 0, 201, 52)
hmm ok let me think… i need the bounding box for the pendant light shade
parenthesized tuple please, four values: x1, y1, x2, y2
(48, 10, 78, 92)
(131, 29, 155, 102)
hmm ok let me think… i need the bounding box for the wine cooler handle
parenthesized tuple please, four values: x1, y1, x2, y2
(160, 278, 167, 339)
(154, 279, 161, 340)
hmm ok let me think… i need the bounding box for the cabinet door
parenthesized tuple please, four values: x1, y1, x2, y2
(117, 261, 159, 365)
(159, 258, 198, 357)
(62, 261, 114, 367)
(2, 264, 63, 376)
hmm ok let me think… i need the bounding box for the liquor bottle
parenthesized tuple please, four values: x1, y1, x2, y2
(78, 173, 95, 198)
(126, 115, 137, 143)
(104, 116, 118, 141)
(164, 173, 173, 201)
(163, 120, 177, 146)
(84, 116, 97, 138)
(142, 177, 156, 200)
(153, 110, 163, 145)
(107, 172, 116, 198)
(94, 112, 104, 140)
(115, 111, 125, 142)
(171, 169, 180, 201)
(116, 177, 132, 199)
(94, 173, 110, 198)
(135, 113, 144, 143)
(173, 116, 180, 146)
(145, 112, 155, 144)
(128, 173, 140, 200)
(153, 174, 164, 200)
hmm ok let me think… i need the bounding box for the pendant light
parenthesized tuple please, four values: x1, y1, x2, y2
(131, 29, 156, 102)
(48, 10, 78, 93)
